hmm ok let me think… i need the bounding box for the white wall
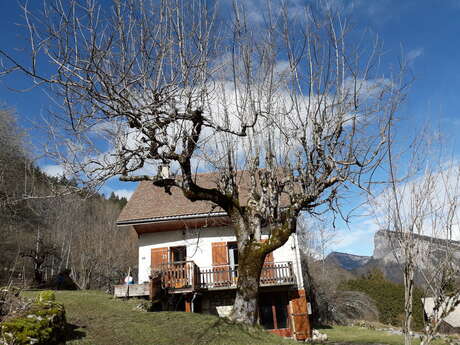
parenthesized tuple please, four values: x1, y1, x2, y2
(137, 225, 304, 288)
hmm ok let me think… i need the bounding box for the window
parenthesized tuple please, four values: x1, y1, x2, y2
(228, 243, 238, 278)
(259, 293, 289, 330)
(170, 246, 186, 263)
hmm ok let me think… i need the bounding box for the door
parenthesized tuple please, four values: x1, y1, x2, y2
(259, 292, 289, 331)
(169, 246, 187, 288)
(170, 246, 186, 262)
(289, 289, 311, 341)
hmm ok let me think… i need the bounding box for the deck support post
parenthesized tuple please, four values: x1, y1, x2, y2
(185, 294, 192, 312)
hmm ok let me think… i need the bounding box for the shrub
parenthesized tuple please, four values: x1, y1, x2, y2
(1, 291, 66, 345)
(36, 291, 55, 303)
(339, 269, 424, 329)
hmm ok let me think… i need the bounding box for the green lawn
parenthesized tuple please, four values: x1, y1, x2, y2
(22, 290, 299, 345)
(320, 325, 449, 345)
(20, 290, 453, 345)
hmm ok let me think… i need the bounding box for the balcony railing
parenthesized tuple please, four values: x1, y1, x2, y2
(154, 261, 296, 291)
(156, 261, 200, 290)
(199, 262, 295, 289)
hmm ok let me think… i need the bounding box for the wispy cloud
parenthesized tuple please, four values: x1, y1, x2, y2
(112, 189, 134, 200)
(41, 164, 65, 177)
(332, 218, 379, 256)
(406, 47, 424, 65)
(370, 160, 460, 242)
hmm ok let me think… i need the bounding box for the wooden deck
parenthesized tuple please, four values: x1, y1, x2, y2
(114, 261, 296, 297)
(114, 282, 150, 297)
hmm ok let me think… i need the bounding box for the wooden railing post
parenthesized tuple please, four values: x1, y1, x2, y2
(288, 261, 294, 283)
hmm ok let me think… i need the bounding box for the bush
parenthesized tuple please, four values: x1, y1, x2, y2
(36, 291, 55, 303)
(339, 269, 424, 329)
(1, 291, 66, 345)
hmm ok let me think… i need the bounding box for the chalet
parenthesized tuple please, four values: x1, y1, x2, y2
(116, 173, 312, 341)
(423, 297, 460, 334)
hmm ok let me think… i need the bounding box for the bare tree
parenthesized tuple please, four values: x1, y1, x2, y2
(373, 143, 460, 345)
(0, 0, 406, 324)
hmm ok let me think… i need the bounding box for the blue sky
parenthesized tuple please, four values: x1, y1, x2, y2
(1, 0, 459, 256)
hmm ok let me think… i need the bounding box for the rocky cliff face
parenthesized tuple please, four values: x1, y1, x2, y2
(370, 230, 460, 284)
(325, 230, 460, 285)
(373, 230, 396, 261)
(373, 229, 460, 263)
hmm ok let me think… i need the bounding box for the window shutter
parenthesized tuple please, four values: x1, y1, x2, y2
(264, 251, 274, 264)
(211, 242, 229, 286)
(261, 239, 274, 264)
(211, 242, 228, 266)
(151, 247, 169, 270)
(261, 240, 275, 282)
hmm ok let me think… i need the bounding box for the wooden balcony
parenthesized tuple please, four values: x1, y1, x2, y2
(153, 261, 296, 292)
(199, 261, 296, 290)
(156, 261, 200, 292)
(115, 261, 296, 298)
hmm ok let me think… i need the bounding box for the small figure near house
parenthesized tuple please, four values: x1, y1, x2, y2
(124, 273, 134, 285)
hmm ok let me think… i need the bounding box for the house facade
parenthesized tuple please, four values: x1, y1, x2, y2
(117, 176, 312, 340)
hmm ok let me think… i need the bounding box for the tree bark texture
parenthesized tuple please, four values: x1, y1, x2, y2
(231, 253, 263, 324)
(403, 253, 415, 345)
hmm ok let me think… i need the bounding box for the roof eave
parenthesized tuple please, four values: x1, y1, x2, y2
(116, 211, 228, 226)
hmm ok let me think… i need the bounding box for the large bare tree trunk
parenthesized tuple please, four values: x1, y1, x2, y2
(231, 262, 262, 324)
(228, 211, 293, 324)
(231, 251, 264, 324)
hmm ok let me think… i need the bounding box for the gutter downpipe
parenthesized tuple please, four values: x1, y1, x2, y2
(293, 232, 303, 289)
(191, 292, 198, 313)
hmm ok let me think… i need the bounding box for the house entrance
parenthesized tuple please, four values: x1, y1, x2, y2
(259, 292, 289, 330)
(170, 246, 186, 262)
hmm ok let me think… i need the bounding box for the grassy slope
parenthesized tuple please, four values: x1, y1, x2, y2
(21, 290, 451, 345)
(22, 290, 298, 345)
(321, 326, 449, 345)
(322, 326, 412, 345)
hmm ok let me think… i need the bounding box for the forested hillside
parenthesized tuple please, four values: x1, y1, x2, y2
(0, 108, 137, 290)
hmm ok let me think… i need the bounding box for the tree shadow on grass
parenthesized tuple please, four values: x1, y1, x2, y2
(317, 324, 333, 329)
(191, 317, 276, 345)
(64, 323, 86, 342)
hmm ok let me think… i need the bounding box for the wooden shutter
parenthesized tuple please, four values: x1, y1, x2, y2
(212, 242, 229, 286)
(151, 247, 169, 270)
(289, 289, 311, 341)
(212, 242, 228, 265)
(264, 251, 274, 263)
(261, 241, 275, 283)
(261, 239, 274, 264)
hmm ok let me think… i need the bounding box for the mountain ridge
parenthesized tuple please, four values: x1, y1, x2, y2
(325, 230, 460, 284)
